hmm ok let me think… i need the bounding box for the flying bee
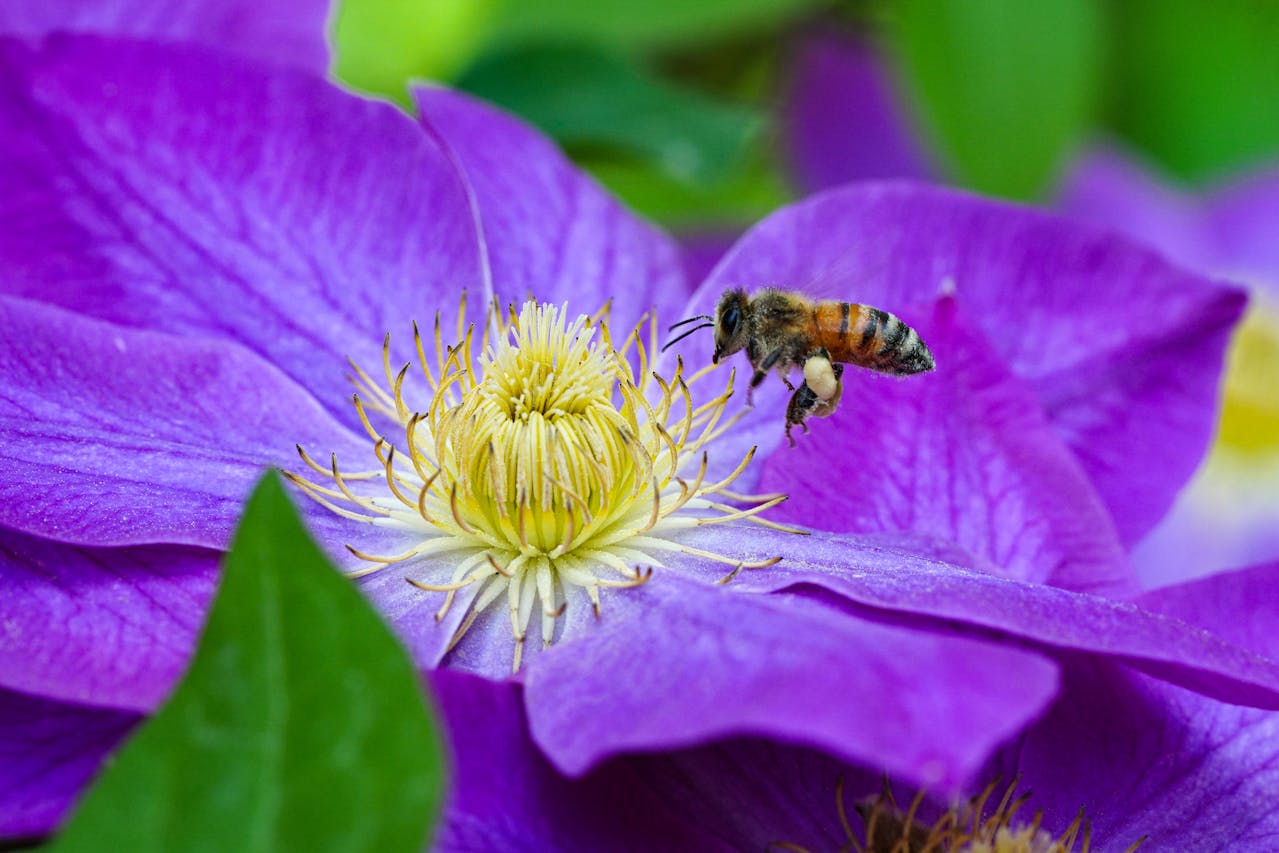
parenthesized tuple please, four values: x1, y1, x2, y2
(664, 288, 935, 440)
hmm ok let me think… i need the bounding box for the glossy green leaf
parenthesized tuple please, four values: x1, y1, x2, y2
(491, 0, 827, 49)
(333, 0, 499, 99)
(50, 473, 446, 853)
(889, 0, 1104, 199)
(1109, 0, 1279, 184)
(459, 43, 761, 184)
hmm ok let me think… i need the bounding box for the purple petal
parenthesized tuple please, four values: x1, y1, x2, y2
(0, 688, 137, 841)
(523, 572, 1058, 790)
(413, 86, 690, 333)
(628, 738, 866, 853)
(354, 562, 489, 674)
(0, 296, 365, 548)
(1005, 563, 1279, 849)
(666, 526, 1279, 709)
(0, 0, 331, 72)
(760, 296, 1131, 593)
(1010, 659, 1279, 851)
(1061, 146, 1279, 297)
(1129, 482, 1279, 588)
(1055, 146, 1212, 271)
(427, 670, 734, 853)
(783, 32, 937, 192)
(678, 229, 739, 290)
(1135, 562, 1279, 665)
(1206, 169, 1279, 293)
(683, 183, 1246, 546)
(0, 35, 486, 434)
(0, 528, 216, 712)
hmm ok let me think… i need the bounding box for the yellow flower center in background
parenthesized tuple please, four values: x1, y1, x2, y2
(288, 299, 789, 671)
(773, 778, 1145, 853)
(1218, 296, 1279, 453)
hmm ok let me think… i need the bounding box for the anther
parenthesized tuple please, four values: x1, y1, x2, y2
(449, 484, 477, 534)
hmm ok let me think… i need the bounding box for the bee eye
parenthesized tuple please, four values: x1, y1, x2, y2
(723, 305, 741, 335)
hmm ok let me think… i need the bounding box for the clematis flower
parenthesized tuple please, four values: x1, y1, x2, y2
(1, 32, 1276, 846)
(780, 28, 1279, 586)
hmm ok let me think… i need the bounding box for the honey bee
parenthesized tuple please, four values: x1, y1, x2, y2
(665, 288, 934, 441)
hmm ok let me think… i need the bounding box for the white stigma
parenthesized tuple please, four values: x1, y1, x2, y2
(288, 298, 793, 671)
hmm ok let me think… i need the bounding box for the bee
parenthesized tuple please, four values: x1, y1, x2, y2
(665, 288, 934, 440)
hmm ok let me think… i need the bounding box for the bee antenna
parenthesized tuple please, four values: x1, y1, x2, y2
(667, 314, 713, 331)
(660, 322, 713, 352)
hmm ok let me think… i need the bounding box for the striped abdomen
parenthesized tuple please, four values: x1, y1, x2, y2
(811, 302, 934, 376)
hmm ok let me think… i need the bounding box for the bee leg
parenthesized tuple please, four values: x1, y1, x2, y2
(751, 346, 788, 389)
(784, 379, 820, 446)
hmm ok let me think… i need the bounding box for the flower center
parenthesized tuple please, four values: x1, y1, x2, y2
(435, 305, 645, 555)
(287, 297, 790, 671)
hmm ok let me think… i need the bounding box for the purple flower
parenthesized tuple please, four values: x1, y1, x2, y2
(0, 33, 1275, 844)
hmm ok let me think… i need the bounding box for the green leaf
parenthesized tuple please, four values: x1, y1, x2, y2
(1109, 0, 1279, 184)
(889, 0, 1104, 199)
(333, 0, 500, 99)
(458, 43, 762, 184)
(50, 473, 446, 853)
(490, 0, 827, 50)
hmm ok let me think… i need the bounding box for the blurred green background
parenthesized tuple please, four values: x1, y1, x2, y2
(332, 0, 1279, 225)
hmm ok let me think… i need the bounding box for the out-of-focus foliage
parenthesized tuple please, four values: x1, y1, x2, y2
(49, 474, 447, 853)
(459, 44, 760, 184)
(489, 0, 827, 49)
(1109, 0, 1279, 185)
(332, 0, 811, 228)
(333, 0, 498, 100)
(887, 0, 1104, 200)
(331, 0, 1279, 219)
